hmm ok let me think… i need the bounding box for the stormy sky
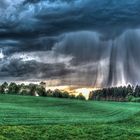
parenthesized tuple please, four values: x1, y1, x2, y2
(1, 0, 140, 88)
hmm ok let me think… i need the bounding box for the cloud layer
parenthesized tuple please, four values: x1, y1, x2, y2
(0, 0, 140, 87)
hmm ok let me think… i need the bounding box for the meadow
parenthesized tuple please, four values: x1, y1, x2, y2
(0, 95, 140, 139)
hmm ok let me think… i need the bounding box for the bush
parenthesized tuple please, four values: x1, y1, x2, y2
(126, 95, 134, 102)
(131, 98, 140, 102)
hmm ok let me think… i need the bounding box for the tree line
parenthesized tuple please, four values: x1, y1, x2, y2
(89, 85, 140, 102)
(0, 82, 86, 100)
(2, 82, 140, 102)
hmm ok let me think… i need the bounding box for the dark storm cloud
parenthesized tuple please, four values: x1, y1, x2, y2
(0, 59, 73, 80)
(26, 0, 140, 38)
(0, 36, 57, 55)
(23, 0, 41, 4)
(53, 31, 110, 65)
(0, 0, 140, 87)
(52, 30, 140, 87)
(1, 0, 140, 39)
(19, 37, 57, 52)
(1, 0, 140, 52)
(107, 30, 140, 86)
(0, 1, 7, 8)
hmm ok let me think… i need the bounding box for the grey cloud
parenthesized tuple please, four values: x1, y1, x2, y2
(0, 0, 140, 88)
(1, 29, 140, 88)
(1, 0, 140, 39)
(0, 36, 57, 56)
(52, 30, 140, 87)
(53, 31, 110, 65)
(0, 59, 74, 80)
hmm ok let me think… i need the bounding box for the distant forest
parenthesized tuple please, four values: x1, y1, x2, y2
(0, 82, 86, 100)
(89, 85, 140, 102)
(1, 82, 140, 102)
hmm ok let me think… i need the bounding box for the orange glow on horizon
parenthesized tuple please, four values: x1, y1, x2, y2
(45, 85, 98, 100)
(75, 88, 98, 99)
(14, 80, 99, 100)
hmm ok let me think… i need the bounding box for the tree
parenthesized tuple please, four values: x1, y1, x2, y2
(28, 84, 37, 96)
(53, 89, 62, 98)
(36, 85, 46, 96)
(8, 82, 20, 94)
(127, 85, 133, 95)
(76, 93, 86, 100)
(20, 89, 29, 96)
(46, 89, 53, 97)
(134, 85, 140, 97)
(61, 91, 69, 98)
(0, 82, 8, 94)
(40, 81, 46, 87)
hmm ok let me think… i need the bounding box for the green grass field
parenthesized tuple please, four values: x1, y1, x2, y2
(0, 95, 140, 140)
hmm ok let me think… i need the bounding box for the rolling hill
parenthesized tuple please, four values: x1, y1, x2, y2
(0, 95, 140, 139)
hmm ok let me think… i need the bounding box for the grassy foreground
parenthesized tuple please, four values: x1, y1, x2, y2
(0, 95, 140, 139)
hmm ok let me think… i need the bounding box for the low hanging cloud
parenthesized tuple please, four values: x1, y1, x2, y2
(52, 30, 140, 87)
